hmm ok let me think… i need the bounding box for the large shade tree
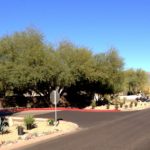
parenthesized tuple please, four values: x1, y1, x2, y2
(54, 41, 97, 107)
(1, 27, 148, 108)
(124, 69, 148, 95)
(0, 28, 51, 97)
(92, 48, 124, 94)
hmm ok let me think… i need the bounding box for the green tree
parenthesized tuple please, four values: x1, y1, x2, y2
(55, 41, 96, 107)
(0, 28, 49, 96)
(93, 48, 124, 94)
(124, 69, 148, 94)
(57, 41, 95, 83)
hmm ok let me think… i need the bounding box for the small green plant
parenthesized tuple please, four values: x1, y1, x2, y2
(129, 102, 133, 108)
(134, 101, 138, 107)
(24, 115, 35, 129)
(106, 103, 110, 109)
(115, 103, 119, 110)
(120, 103, 123, 108)
(91, 100, 96, 109)
(0, 117, 9, 134)
(125, 105, 128, 109)
(48, 119, 54, 126)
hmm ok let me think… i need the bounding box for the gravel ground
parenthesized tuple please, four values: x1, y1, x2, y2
(0, 118, 79, 150)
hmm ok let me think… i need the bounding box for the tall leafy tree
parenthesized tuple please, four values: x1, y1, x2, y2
(124, 69, 148, 94)
(57, 41, 95, 83)
(0, 28, 49, 96)
(93, 48, 124, 94)
(2, 27, 148, 108)
(56, 41, 96, 107)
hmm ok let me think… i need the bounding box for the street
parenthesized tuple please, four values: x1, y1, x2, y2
(15, 109, 150, 150)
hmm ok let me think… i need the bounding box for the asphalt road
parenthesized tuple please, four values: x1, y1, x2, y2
(35, 110, 134, 128)
(15, 109, 150, 150)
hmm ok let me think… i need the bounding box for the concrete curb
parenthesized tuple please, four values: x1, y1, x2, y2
(0, 107, 121, 113)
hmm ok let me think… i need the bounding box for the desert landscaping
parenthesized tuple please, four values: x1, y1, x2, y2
(85, 99, 150, 111)
(0, 116, 78, 150)
(1, 100, 150, 149)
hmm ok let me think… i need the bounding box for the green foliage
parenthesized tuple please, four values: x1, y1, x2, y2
(0, 27, 148, 108)
(0, 28, 125, 100)
(129, 101, 133, 108)
(119, 102, 123, 108)
(93, 48, 124, 94)
(57, 41, 95, 84)
(124, 69, 148, 94)
(91, 100, 96, 109)
(115, 103, 119, 110)
(0, 28, 48, 96)
(106, 103, 110, 109)
(134, 101, 138, 107)
(24, 115, 35, 126)
(125, 105, 128, 109)
(48, 119, 54, 126)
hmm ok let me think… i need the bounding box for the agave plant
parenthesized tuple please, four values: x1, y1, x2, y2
(0, 117, 9, 134)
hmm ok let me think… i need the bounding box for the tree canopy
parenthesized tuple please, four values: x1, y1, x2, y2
(124, 69, 148, 95)
(0, 28, 148, 107)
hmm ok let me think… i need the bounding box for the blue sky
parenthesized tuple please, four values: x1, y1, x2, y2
(0, 0, 150, 71)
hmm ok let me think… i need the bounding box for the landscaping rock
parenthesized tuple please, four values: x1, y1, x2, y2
(8, 117, 13, 127)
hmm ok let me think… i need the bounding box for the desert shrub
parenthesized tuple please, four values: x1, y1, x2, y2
(120, 103, 123, 108)
(129, 102, 133, 108)
(24, 115, 35, 125)
(48, 119, 54, 126)
(91, 100, 96, 109)
(106, 103, 110, 109)
(134, 101, 138, 107)
(125, 105, 128, 109)
(115, 103, 119, 110)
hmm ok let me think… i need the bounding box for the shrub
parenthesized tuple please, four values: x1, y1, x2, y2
(24, 115, 35, 126)
(134, 101, 138, 107)
(125, 105, 128, 109)
(91, 100, 96, 109)
(130, 102, 133, 108)
(120, 103, 123, 108)
(106, 103, 110, 109)
(48, 119, 54, 126)
(115, 104, 119, 110)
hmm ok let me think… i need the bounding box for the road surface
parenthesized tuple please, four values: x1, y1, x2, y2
(14, 109, 150, 150)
